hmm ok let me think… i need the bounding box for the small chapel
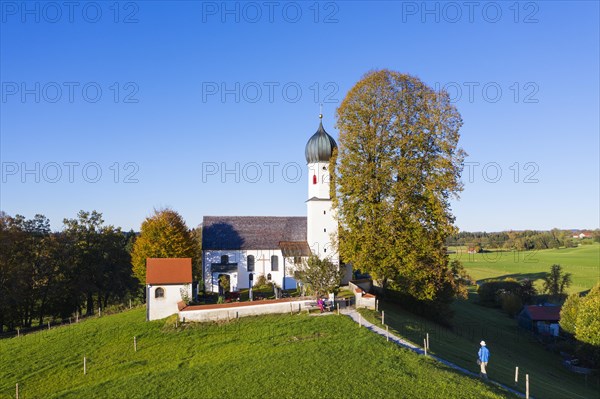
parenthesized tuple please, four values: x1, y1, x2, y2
(202, 115, 343, 293)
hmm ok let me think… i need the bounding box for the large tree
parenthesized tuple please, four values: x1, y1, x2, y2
(131, 209, 197, 285)
(333, 70, 467, 315)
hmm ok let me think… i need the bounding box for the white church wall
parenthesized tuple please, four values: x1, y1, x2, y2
(306, 200, 339, 264)
(203, 249, 293, 293)
(307, 161, 331, 199)
(147, 284, 190, 321)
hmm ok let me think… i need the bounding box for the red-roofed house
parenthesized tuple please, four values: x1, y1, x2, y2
(518, 305, 562, 336)
(146, 258, 193, 321)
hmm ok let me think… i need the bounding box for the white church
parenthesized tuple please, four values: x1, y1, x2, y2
(202, 115, 345, 294)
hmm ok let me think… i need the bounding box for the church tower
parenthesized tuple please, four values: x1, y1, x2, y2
(305, 114, 338, 265)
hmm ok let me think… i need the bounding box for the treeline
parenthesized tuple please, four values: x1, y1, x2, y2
(446, 229, 600, 251)
(0, 211, 138, 332)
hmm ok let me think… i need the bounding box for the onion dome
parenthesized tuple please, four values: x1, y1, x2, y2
(305, 115, 337, 163)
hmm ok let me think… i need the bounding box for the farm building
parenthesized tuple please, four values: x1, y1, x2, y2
(518, 305, 561, 337)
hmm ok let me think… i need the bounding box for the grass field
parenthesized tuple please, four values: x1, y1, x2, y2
(0, 307, 515, 399)
(359, 244, 600, 399)
(450, 243, 600, 293)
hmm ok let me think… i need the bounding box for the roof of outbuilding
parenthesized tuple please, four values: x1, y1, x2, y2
(523, 305, 561, 321)
(202, 216, 307, 250)
(146, 258, 192, 285)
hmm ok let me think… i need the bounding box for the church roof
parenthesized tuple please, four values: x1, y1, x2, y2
(279, 241, 311, 257)
(146, 258, 192, 285)
(202, 216, 307, 250)
(305, 119, 337, 163)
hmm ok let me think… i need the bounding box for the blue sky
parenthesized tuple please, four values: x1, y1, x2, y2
(1, 1, 598, 232)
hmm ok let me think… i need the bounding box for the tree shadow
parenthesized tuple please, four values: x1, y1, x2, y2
(202, 222, 245, 250)
(478, 272, 548, 284)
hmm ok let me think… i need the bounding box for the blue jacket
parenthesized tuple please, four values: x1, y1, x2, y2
(478, 346, 490, 362)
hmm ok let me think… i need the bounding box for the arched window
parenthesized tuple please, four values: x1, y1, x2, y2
(247, 255, 255, 272)
(267, 273, 272, 281)
(271, 255, 279, 271)
(221, 255, 229, 264)
(323, 210, 326, 215)
(155, 287, 165, 298)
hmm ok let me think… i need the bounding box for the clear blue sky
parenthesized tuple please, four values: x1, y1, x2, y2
(1, 1, 598, 232)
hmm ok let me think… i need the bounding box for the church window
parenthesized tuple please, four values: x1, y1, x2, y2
(324, 228, 326, 232)
(247, 255, 255, 272)
(155, 287, 165, 298)
(221, 255, 229, 264)
(271, 255, 279, 271)
(324, 248, 327, 253)
(313, 175, 317, 184)
(323, 210, 326, 215)
(267, 273, 272, 281)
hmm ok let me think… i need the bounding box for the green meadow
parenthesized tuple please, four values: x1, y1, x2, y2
(451, 243, 600, 293)
(0, 307, 514, 399)
(358, 244, 600, 399)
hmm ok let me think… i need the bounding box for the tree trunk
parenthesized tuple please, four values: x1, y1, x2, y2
(86, 292, 94, 316)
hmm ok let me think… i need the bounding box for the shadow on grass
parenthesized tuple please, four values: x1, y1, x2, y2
(478, 272, 548, 284)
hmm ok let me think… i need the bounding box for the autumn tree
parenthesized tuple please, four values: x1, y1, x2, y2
(294, 255, 343, 297)
(131, 209, 197, 286)
(333, 70, 467, 318)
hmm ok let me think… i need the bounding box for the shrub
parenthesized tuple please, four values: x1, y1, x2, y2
(518, 279, 537, 304)
(575, 284, 600, 346)
(560, 293, 581, 335)
(477, 280, 522, 307)
(253, 275, 269, 288)
(500, 292, 523, 317)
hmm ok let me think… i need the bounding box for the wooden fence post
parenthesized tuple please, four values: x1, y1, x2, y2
(84, 356, 87, 375)
(424, 339, 427, 356)
(134, 336, 137, 352)
(426, 333, 430, 350)
(526, 374, 529, 399)
(386, 325, 389, 341)
(129, 299, 132, 309)
(514, 366, 519, 385)
(375, 299, 378, 312)
(98, 308, 101, 317)
(337, 303, 339, 315)
(48, 321, 50, 330)
(382, 310, 385, 325)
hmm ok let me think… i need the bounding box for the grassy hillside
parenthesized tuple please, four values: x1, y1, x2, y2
(363, 294, 600, 399)
(452, 244, 600, 292)
(0, 308, 515, 399)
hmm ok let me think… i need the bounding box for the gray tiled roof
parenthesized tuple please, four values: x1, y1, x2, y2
(202, 216, 307, 250)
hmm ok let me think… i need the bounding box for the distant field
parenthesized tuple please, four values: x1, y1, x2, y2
(0, 308, 514, 399)
(450, 244, 600, 293)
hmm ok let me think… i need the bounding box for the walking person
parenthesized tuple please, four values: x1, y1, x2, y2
(478, 340, 490, 379)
